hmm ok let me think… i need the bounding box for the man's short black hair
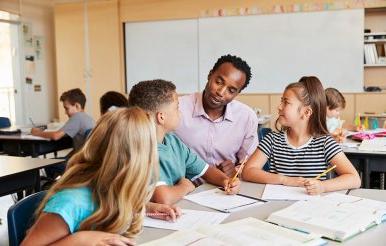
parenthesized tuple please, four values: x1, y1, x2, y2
(210, 54, 252, 91)
(128, 79, 176, 113)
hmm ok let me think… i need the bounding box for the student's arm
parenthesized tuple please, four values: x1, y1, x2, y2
(22, 213, 134, 246)
(201, 166, 240, 194)
(304, 152, 361, 195)
(241, 148, 306, 187)
(151, 178, 195, 205)
(31, 128, 65, 140)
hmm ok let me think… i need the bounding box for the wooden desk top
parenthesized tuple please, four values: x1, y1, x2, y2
(137, 182, 386, 245)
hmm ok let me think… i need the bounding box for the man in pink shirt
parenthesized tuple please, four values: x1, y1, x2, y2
(175, 54, 259, 177)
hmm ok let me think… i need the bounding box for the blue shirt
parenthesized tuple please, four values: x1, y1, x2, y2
(43, 187, 96, 233)
(157, 133, 209, 186)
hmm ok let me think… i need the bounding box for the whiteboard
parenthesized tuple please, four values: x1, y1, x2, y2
(124, 9, 364, 93)
(125, 19, 198, 93)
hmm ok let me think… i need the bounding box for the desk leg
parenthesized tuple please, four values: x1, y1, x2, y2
(34, 169, 41, 192)
(380, 173, 385, 190)
(364, 159, 370, 189)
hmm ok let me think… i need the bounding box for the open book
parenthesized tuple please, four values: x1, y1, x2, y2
(266, 193, 386, 242)
(141, 217, 325, 246)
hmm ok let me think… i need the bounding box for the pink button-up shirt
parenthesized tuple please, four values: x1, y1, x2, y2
(175, 93, 259, 166)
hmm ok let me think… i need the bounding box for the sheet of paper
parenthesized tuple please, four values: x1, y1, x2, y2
(143, 209, 229, 231)
(184, 188, 260, 212)
(140, 230, 225, 246)
(262, 184, 320, 201)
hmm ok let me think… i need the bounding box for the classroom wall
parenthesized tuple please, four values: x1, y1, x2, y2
(54, 0, 122, 120)
(53, 0, 386, 122)
(1, 0, 58, 124)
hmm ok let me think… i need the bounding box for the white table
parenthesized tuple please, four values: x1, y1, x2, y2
(137, 182, 386, 245)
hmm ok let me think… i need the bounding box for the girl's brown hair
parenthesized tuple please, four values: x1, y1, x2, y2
(36, 107, 158, 238)
(276, 76, 328, 137)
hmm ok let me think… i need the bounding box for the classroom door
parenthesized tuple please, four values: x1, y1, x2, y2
(0, 20, 24, 124)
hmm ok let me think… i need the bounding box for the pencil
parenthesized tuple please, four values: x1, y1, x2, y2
(225, 156, 249, 193)
(315, 165, 336, 180)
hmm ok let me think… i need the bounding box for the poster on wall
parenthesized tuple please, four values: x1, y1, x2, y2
(22, 22, 33, 48)
(33, 36, 44, 60)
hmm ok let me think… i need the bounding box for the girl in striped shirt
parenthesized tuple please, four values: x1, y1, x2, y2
(242, 77, 361, 195)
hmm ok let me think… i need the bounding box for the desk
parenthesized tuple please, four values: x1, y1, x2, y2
(137, 182, 386, 245)
(0, 134, 72, 157)
(0, 156, 64, 196)
(342, 141, 386, 189)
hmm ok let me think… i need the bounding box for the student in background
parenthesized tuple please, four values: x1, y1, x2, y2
(242, 76, 361, 195)
(100, 91, 128, 115)
(175, 55, 258, 178)
(31, 88, 95, 178)
(31, 88, 95, 153)
(325, 87, 359, 143)
(22, 108, 181, 245)
(129, 79, 240, 205)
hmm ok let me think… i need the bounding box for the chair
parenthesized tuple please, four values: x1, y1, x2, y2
(0, 117, 11, 128)
(84, 128, 93, 139)
(7, 191, 46, 246)
(258, 127, 272, 171)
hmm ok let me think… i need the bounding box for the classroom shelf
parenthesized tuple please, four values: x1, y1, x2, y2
(364, 64, 386, 67)
(364, 39, 386, 43)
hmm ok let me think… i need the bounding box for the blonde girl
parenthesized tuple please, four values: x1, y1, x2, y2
(242, 77, 361, 195)
(22, 107, 180, 245)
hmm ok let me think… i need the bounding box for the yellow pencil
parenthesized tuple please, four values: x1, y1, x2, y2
(225, 156, 249, 192)
(315, 165, 336, 180)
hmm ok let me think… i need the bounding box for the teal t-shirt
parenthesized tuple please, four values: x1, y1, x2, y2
(43, 187, 96, 233)
(157, 133, 208, 186)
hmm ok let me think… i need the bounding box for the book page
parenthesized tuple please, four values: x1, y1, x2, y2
(266, 194, 382, 241)
(184, 188, 261, 212)
(143, 209, 229, 231)
(262, 184, 320, 201)
(142, 218, 325, 246)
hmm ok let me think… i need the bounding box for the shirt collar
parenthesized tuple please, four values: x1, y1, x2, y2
(192, 93, 234, 122)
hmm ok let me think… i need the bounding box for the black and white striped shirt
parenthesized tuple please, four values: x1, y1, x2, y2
(258, 131, 342, 180)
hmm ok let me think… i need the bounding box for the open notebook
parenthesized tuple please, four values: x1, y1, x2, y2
(141, 217, 326, 246)
(266, 193, 386, 242)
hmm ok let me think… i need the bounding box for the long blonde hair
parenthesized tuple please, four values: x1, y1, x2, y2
(36, 107, 158, 237)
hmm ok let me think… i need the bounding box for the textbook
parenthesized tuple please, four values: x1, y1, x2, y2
(141, 217, 326, 246)
(266, 193, 386, 242)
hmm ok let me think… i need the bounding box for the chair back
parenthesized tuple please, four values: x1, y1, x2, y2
(258, 127, 272, 171)
(7, 191, 46, 246)
(0, 117, 11, 128)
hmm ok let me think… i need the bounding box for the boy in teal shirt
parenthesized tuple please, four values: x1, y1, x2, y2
(129, 79, 240, 205)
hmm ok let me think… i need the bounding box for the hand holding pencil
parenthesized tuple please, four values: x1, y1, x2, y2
(224, 156, 248, 194)
(304, 165, 336, 195)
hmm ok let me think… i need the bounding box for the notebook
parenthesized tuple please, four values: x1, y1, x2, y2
(0, 126, 21, 135)
(141, 217, 326, 246)
(359, 138, 386, 152)
(184, 188, 265, 213)
(266, 193, 386, 242)
(143, 209, 229, 231)
(262, 184, 320, 201)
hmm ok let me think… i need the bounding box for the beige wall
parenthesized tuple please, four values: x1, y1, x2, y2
(54, 0, 121, 120)
(54, 0, 386, 122)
